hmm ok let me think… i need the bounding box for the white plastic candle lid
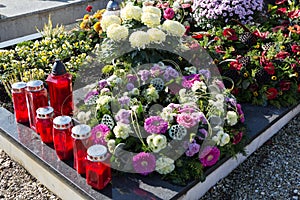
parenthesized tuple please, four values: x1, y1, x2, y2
(71, 124, 91, 139)
(87, 145, 108, 162)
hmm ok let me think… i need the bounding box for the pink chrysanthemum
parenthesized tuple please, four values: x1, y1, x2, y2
(144, 116, 168, 134)
(90, 124, 110, 145)
(199, 146, 220, 167)
(132, 152, 156, 175)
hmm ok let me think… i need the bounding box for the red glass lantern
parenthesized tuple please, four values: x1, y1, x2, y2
(26, 80, 48, 132)
(86, 145, 111, 190)
(46, 59, 74, 117)
(11, 82, 29, 123)
(71, 124, 91, 175)
(53, 116, 73, 160)
(36, 106, 54, 144)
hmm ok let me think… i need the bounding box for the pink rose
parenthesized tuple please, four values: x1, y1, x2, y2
(176, 113, 198, 128)
(163, 8, 175, 20)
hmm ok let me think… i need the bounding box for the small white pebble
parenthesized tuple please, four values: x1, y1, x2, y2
(294, 189, 298, 194)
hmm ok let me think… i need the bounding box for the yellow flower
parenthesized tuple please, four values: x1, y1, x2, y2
(121, 5, 142, 21)
(107, 24, 129, 41)
(243, 72, 249, 78)
(93, 9, 106, 20)
(93, 22, 101, 33)
(271, 76, 277, 80)
(80, 20, 89, 30)
(162, 20, 186, 37)
(295, 72, 299, 78)
(129, 31, 150, 49)
(141, 12, 161, 28)
(147, 28, 166, 44)
(253, 91, 258, 97)
(100, 15, 121, 31)
(83, 14, 90, 20)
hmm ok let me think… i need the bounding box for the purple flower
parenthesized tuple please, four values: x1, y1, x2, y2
(176, 113, 198, 128)
(185, 142, 200, 157)
(144, 116, 168, 134)
(118, 96, 130, 107)
(115, 109, 131, 124)
(98, 80, 108, 89)
(199, 69, 211, 80)
(163, 67, 179, 81)
(90, 124, 110, 145)
(132, 152, 156, 175)
(138, 70, 151, 82)
(225, 97, 237, 107)
(182, 74, 200, 88)
(198, 128, 208, 139)
(126, 83, 135, 91)
(150, 65, 164, 77)
(236, 104, 245, 123)
(84, 90, 99, 103)
(127, 74, 138, 83)
(199, 146, 220, 167)
(163, 8, 175, 20)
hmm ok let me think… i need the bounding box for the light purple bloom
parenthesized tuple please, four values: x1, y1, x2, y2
(126, 83, 135, 91)
(84, 90, 99, 103)
(198, 128, 208, 139)
(118, 96, 130, 107)
(185, 142, 200, 157)
(182, 74, 200, 88)
(138, 70, 151, 82)
(127, 74, 138, 83)
(163, 67, 179, 81)
(132, 152, 156, 175)
(199, 69, 211, 80)
(98, 80, 108, 89)
(150, 65, 164, 77)
(115, 109, 131, 124)
(90, 124, 110, 145)
(144, 116, 168, 134)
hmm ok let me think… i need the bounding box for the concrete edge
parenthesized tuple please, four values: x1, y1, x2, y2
(179, 103, 300, 200)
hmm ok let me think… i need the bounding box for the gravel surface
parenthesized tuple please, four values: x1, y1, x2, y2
(0, 114, 298, 199)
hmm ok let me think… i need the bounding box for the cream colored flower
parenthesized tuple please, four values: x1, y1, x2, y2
(226, 111, 238, 126)
(100, 15, 121, 31)
(162, 20, 186, 37)
(155, 157, 175, 174)
(129, 31, 150, 49)
(141, 12, 161, 28)
(106, 24, 129, 41)
(120, 5, 142, 21)
(142, 6, 161, 16)
(147, 28, 166, 44)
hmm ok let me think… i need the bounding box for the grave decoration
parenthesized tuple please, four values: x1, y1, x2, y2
(74, 3, 247, 185)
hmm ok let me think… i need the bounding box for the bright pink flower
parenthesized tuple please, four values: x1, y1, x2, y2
(230, 61, 243, 71)
(276, 7, 287, 15)
(264, 62, 275, 75)
(181, 4, 191, 8)
(163, 8, 175, 20)
(132, 152, 156, 175)
(288, 10, 300, 19)
(275, 0, 287, 4)
(253, 29, 269, 40)
(291, 44, 300, 53)
(182, 74, 200, 88)
(276, 51, 290, 59)
(86, 5, 93, 12)
(144, 116, 168, 134)
(199, 146, 220, 167)
(223, 28, 238, 41)
(90, 124, 110, 145)
(176, 113, 198, 128)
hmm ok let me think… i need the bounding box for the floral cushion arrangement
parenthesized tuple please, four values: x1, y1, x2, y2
(74, 3, 247, 185)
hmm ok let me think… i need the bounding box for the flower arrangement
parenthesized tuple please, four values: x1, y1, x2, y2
(192, 0, 264, 29)
(195, 1, 300, 107)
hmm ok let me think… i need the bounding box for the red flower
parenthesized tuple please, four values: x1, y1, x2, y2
(260, 51, 269, 66)
(266, 88, 278, 100)
(223, 28, 238, 41)
(288, 10, 300, 19)
(231, 88, 239, 95)
(215, 46, 225, 54)
(264, 62, 275, 75)
(253, 29, 269, 40)
(233, 132, 243, 145)
(275, 0, 287, 4)
(276, 7, 287, 15)
(279, 80, 291, 91)
(230, 61, 243, 71)
(291, 44, 300, 53)
(86, 5, 93, 12)
(192, 34, 203, 39)
(276, 51, 290, 59)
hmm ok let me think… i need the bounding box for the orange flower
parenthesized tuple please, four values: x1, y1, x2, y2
(93, 9, 106, 20)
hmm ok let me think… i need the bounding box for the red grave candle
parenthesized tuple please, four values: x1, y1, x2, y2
(36, 106, 54, 144)
(86, 145, 111, 190)
(46, 59, 74, 117)
(53, 116, 73, 160)
(11, 82, 29, 123)
(26, 80, 48, 132)
(71, 124, 91, 175)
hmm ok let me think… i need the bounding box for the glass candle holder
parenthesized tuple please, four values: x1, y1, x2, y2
(26, 80, 48, 132)
(53, 116, 73, 160)
(36, 106, 54, 144)
(11, 82, 29, 123)
(71, 124, 91, 175)
(86, 145, 111, 190)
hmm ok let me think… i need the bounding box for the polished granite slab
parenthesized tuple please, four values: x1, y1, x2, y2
(0, 103, 298, 199)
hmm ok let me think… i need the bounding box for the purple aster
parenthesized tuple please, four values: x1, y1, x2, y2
(199, 69, 211, 80)
(150, 65, 164, 77)
(185, 142, 200, 157)
(132, 152, 156, 175)
(199, 146, 220, 167)
(98, 80, 108, 90)
(236, 104, 245, 123)
(90, 124, 110, 145)
(144, 116, 168, 134)
(115, 109, 131, 124)
(84, 90, 99, 103)
(126, 83, 135, 91)
(127, 74, 138, 83)
(198, 128, 208, 140)
(163, 67, 179, 81)
(118, 96, 130, 107)
(182, 74, 200, 88)
(138, 70, 151, 82)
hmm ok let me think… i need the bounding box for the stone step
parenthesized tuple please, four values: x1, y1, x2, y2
(0, 0, 106, 42)
(0, 103, 299, 199)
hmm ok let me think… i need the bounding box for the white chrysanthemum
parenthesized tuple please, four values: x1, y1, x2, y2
(146, 134, 167, 153)
(142, 6, 161, 16)
(226, 111, 238, 126)
(220, 133, 230, 146)
(129, 31, 151, 49)
(155, 157, 175, 174)
(212, 130, 230, 146)
(107, 139, 116, 153)
(106, 24, 129, 41)
(113, 122, 132, 139)
(162, 20, 186, 37)
(141, 12, 161, 28)
(100, 15, 121, 31)
(191, 80, 207, 92)
(147, 28, 166, 44)
(146, 85, 159, 102)
(96, 95, 111, 106)
(121, 5, 142, 21)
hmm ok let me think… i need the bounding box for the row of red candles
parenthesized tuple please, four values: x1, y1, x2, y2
(11, 60, 111, 190)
